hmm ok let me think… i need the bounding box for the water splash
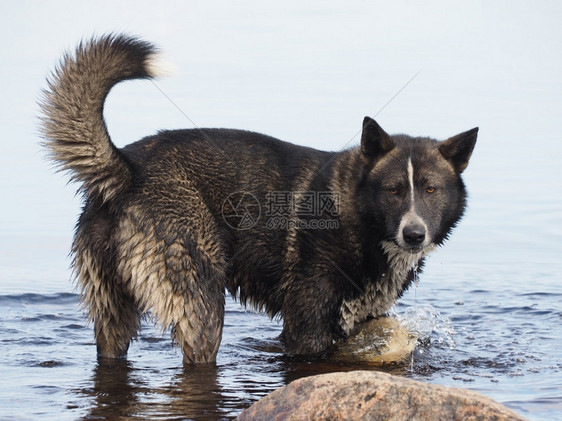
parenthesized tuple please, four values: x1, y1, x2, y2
(412, 261, 421, 288)
(392, 304, 457, 349)
(389, 302, 457, 371)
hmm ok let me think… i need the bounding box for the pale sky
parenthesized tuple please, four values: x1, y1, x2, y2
(1, 1, 560, 267)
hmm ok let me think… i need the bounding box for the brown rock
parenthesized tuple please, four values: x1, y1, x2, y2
(237, 371, 526, 421)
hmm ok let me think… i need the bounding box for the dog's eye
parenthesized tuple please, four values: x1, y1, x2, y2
(389, 188, 399, 195)
(426, 186, 436, 194)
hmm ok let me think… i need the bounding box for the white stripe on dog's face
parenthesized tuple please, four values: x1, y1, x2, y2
(407, 158, 415, 204)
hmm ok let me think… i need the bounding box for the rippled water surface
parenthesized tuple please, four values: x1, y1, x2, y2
(1, 254, 560, 420)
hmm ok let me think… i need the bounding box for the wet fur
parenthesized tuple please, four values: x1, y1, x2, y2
(40, 34, 477, 363)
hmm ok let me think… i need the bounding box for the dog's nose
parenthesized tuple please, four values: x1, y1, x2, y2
(403, 224, 426, 246)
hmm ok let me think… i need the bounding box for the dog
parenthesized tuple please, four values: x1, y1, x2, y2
(40, 34, 477, 364)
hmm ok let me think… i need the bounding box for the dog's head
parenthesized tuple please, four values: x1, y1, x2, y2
(358, 117, 478, 253)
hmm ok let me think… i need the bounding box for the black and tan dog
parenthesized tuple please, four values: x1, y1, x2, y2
(40, 34, 477, 364)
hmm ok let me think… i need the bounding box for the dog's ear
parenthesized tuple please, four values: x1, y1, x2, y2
(439, 127, 478, 173)
(360, 117, 394, 160)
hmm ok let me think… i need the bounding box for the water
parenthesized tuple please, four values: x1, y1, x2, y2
(2, 1, 562, 420)
(0, 269, 560, 420)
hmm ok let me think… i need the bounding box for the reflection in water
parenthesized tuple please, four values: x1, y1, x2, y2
(82, 359, 228, 420)
(83, 359, 141, 419)
(166, 365, 226, 420)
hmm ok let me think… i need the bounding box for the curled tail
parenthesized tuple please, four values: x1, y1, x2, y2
(40, 34, 162, 202)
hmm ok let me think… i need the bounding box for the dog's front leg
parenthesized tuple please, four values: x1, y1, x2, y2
(280, 277, 341, 356)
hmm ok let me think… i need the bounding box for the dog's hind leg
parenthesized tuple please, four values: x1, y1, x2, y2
(116, 214, 227, 364)
(93, 293, 140, 359)
(74, 248, 141, 359)
(171, 279, 226, 364)
(161, 237, 226, 364)
(148, 240, 226, 364)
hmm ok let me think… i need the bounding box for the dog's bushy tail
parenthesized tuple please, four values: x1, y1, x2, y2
(40, 34, 162, 202)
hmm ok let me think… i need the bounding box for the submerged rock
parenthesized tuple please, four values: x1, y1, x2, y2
(237, 370, 526, 421)
(331, 316, 416, 364)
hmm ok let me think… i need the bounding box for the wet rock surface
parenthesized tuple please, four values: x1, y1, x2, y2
(237, 370, 526, 421)
(331, 317, 416, 364)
